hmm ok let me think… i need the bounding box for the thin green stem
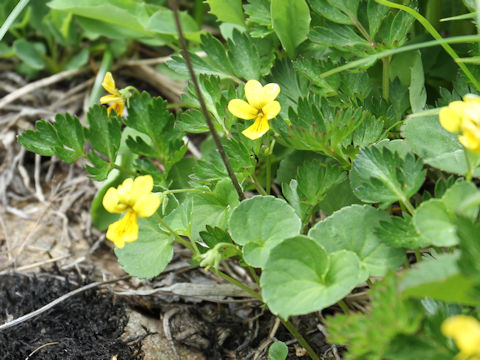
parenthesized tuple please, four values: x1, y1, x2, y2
(213, 269, 319, 360)
(155, 213, 199, 255)
(162, 189, 209, 196)
(375, 0, 480, 92)
(248, 266, 260, 284)
(280, 318, 320, 360)
(402, 199, 416, 216)
(320, 35, 480, 79)
(301, 205, 316, 234)
(112, 164, 137, 176)
(0, 0, 29, 42)
(366, 278, 375, 288)
(415, 249, 422, 263)
(212, 269, 262, 300)
(250, 174, 267, 196)
(89, 48, 113, 108)
(338, 299, 351, 314)
(381, 56, 391, 101)
(169, 0, 245, 202)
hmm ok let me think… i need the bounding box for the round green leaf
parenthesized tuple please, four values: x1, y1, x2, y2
(261, 236, 362, 318)
(229, 196, 301, 268)
(115, 217, 173, 279)
(402, 114, 480, 177)
(269, 341, 288, 360)
(413, 199, 458, 247)
(308, 205, 404, 276)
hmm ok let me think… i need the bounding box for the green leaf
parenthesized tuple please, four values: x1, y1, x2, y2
(13, 39, 45, 70)
(309, 205, 405, 276)
(48, 0, 153, 36)
(261, 236, 363, 318)
(146, 8, 200, 37)
(18, 113, 85, 163)
(199, 33, 234, 75)
(409, 51, 427, 113)
(310, 0, 359, 25)
(326, 273, 423, 360)
(190, 179, 240, 242)
(229, 196, 301, 268)
(271, 0, 310, 57)
(402, 114, 480, 178)
(413, 181, 479, 247)
(124, 92, 185, 166)
(227, 29, 261, 80)
(115, 216, 174, 279)
(349, 142, 426, 207)
(176, 109, 210, 134)
(245, 0, 271, 28)
(399, 252, 479, 305)
(367, 0, 389, 39)
(318, 179, 362, 216)
(85, 105, 121, 180)
(296, 160, 346, 206)
(205, 0, 245, 26)
(309, 24, 372, 57)
(268, 341, 288, 360)
(375, 214, 429, 249)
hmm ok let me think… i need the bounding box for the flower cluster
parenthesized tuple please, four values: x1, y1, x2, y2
(442, 315, 480, 360)
(102, 175, 160, 248)
(228, 80, 281, 140)
(439, 94, 480, 153)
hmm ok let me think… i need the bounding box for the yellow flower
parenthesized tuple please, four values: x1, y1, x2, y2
(227, 80, 281, 140)
(100, 72, 125, 116)
(439, 95, 480, 153)
(102, 175, 160, 248)
(442, 315, 480, 360)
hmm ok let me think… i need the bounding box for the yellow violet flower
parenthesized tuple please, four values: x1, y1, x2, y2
(102, 175, 160, 248)
(228, 80, 281, 140)
(100, 72, 126, 116)
(439, 94, 480, 153)
(442, 315, 480, 360)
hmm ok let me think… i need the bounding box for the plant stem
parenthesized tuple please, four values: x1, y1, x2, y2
(381, 56, 391, 101)
(0, 0, 29, 41)
(112, 164, 137, 176)
(250, 174, 267, 196)
(302, 205, 316, 234)
(280, 318, 320, 360)
(375, 0, 480, 93)
(265, 152, 272, 196)
(155, 213, 199, 256)
(89, 48, 113, 107)
(415, 249, 422, 263)
(212, 269, 262, 300)
(338, 299, 351, 314)
(248, 266, 260, 284)
(366, 278, 375, 288)
(169, 0, 245, 202)
(213, 269, 319, 359)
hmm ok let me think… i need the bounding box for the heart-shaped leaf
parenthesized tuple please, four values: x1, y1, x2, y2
(229, 196, 301, 268)
(261, 235, 363, 318)
(309, 205, 405, 276)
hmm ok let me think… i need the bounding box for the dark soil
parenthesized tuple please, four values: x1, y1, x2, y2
(0, 272, 143, 360)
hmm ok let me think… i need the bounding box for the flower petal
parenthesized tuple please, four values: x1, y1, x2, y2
(244, 80, 264, 109)
(130, 175, 154, 201)
(459, 131, 480, 153)
(102, 72, 119, 95)
(133, 193, 161, 217)
(262, 101, 281, 120)
(242, 114, 270, 140)
(106, 211, 139, 248)
(439, 105, 462, 133)
(442, 315, 480, 355)
(103, 188, 127, 213)
(228, 99, 258, 120)
(263, 83, 280, 103)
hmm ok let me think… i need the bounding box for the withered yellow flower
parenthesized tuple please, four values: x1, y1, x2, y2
(228, 80, 281, 140)
(100, 72, 125, 116)
(439, 94, 480, 153)
(103, 175, 160, 248)
(442, 315, 480, 360)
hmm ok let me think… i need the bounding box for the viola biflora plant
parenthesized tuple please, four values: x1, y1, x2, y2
(16, 0, 480, 358)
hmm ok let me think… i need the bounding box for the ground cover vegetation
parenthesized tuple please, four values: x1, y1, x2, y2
(4, 0, 480, 358)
